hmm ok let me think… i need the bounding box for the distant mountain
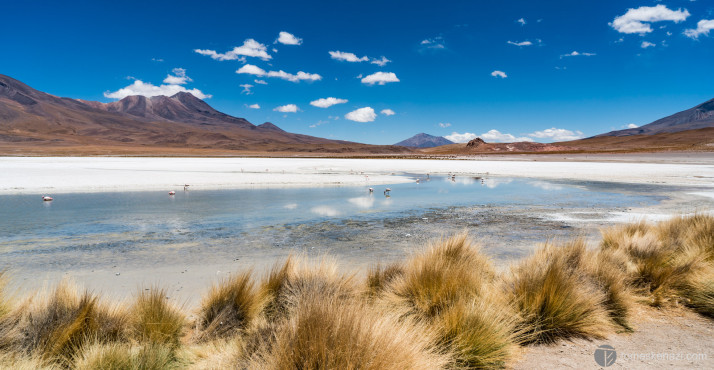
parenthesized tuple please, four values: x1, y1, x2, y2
(0, 74, 411, 154)
(395, 133, 453, 148)
(597, 98, 714, 137)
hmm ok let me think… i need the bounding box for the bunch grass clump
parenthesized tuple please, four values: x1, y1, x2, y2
(507, 240, 614, 344)
(197, 271, 264, 340)
(130, 287, 185, 347)
(245, 290, 450, 370)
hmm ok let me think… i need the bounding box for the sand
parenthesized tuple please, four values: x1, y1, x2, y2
(1, 155, 713, 194)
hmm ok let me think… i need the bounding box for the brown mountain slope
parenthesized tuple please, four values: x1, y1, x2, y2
(0, 74, 411, 155)
(596, 98, 714, 137)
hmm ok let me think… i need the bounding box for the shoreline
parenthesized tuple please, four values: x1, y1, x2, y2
(1, 154, 714, 195)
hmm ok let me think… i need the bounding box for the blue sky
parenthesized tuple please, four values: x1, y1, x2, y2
(1, 0, 713, 144)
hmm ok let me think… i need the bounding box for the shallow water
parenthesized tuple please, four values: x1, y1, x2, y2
(0, 176, 663, 270)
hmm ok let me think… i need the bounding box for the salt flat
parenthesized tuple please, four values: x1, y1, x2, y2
(1, 155, 713, 194)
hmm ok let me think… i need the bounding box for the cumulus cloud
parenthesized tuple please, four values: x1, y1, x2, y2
(444, 132, 478, 143)
(310, 97, 348, 108)
(641, 41, 656, 48)
(438, 122, 451, 128)
(240, 84, 253, 95)
(104, 72, 211, 100)
(254, 79, 267, 85)
(445, 130, 533, 143)
(361, 72, 400, 85)
(627, 123, 638, 128)
(481, 129, 533, 142)
(329, 51, 391, 66)
(517, 18, 526, 26)
(491, 70, 507, 78)
(371, 56, 391, 66)
(194, 39, 272, 61)
(329, 50, 368, 62)
(507, 40, 533, 46)
(610, 5, 690, 34)
(247, 103, 260, 109)
(560, 51, 596, 58)
(162, 68, 192, 85)
(684, 19, 714, 38)
(236, 64, 321, 82)
(276, 31, 302, 45)
(380, 109, 395, 116)
(528, 127, 584, 141)
(345, 107, 376, 122)
(274, 104, 298, 113)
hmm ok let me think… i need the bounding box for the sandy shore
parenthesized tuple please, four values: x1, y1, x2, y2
(1, 155, 713, 194)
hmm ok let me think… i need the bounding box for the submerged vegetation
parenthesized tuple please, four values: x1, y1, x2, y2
(0, 215, 713, 369)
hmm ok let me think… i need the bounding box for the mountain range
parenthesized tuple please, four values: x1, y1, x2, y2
(1, 73, 712, 155)
(597, 98, 714, 137)
(394, 133, 453, 148)
(0, 74, 409, 155)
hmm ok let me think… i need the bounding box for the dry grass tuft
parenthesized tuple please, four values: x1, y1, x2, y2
(197, 270, 265, 340)
(365, 262, 404, 298)
(130, 287, 185, 347)
(73, 342, 179, 370)
(258, 256, 357, 321)
(245, 290, 451, 369)
(508, 240, 612, 344)
(601, 214, 714, 307)
(379, 233, 496, 319)
(10, 282, 127, 366)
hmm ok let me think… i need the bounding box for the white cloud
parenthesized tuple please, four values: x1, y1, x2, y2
(445, 130, 533, 143)
(481, 130, 532, 143)
(151, 58, 164, 62)
(247, 104, 260, 109)
(284, 203, 298, 209)
(309, 120, 329, 128)
(560, 51, 596, 58)
(254, 79, 267, 85)
(348, 196, 374, 209)
(507, 40, 533, 46)
(371, 56, 391, 66)
(491, 70, 507, 78)
(627, 123, 638, 128)
(517, 18, 526, 26)
(329, 50, 368, 62)
(438, 122, 451, 128)
(684, 19, 714, 38)
(329, 51, 390, 66)
(274, 104, 299, 113)
(361, 72, 400, 85)
(310, 97, 348, 108)
(240, 84, 253, 95)
(236, 64, 266, 75)
(641, 41, 656, 48)
(610, 5, 690, 34)
(104, 77, 211, 100)
(194, 39, 272, 61)
(528, 127, 584, 141)
(380, 109, 395, 116)
(276, 31, 302, 45)
(236, 64, 321, 83)
(162, 68, 192, 85)
(420, 36, 445, 50)
(345, 107, 376, 122)
(444, 132, 478, 143)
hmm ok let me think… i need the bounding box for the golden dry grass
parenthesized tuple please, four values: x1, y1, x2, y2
(0, 216, 713, 369)
(245, 290, 451, 369)
(197, 270, 264, 340)
(130, 287, 185, 347)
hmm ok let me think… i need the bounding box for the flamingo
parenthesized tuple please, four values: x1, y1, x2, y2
(42, 196, 53, 201)
(169, 191, 176, 195)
